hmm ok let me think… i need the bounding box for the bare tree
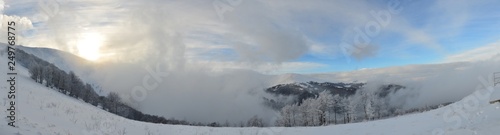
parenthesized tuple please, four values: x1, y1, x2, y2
(107, 92, 121, 113)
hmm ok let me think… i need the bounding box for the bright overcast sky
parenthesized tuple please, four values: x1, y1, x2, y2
(1, 0, 500, 74)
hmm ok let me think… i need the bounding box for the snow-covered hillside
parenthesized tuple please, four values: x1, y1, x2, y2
(1, 43, 106, 96)
(1, 48, 500, 135)
(15, 45, 93, 73)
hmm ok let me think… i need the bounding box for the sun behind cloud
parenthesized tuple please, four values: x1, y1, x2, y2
(76, 32, 104, 61)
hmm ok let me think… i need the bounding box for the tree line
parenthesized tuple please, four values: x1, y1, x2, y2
(275, 89, 445, 127)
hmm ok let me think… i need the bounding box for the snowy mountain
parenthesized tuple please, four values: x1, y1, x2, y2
(1, 43, 107, 96)
(15, 45, 93, 73)
(1, 48, 500, 134)
(269, 73, 329, 86)
(263, 81, 404, 106)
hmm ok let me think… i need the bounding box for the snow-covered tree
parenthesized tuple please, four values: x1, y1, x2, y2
(276, 102, 300, 127)
(367, 99, 375, 120)
(361, 90, 376, 121)
(317, 91, 333, 125)
(346, 97, 357, 123)
(57, 72, 66, 91)
(303, 97, 323, 126)
(29, 64, 43, 83)
(374, 97, 387, 119)
(247, 115, 264, 127)
(83, 83, 98, 104)
(276, 104, 293, 127)
(299, 98, 313, 126)
(338, 97, 349, 124)
(290, 103, 299, 126)
(51, 69, 60, 89)
(332, 94, 347, 124)
(42, 66, 54, 87)
(63, 73, 73, 95)
(69, 71, 82, 98)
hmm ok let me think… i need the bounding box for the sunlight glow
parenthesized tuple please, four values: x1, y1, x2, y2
(76, 32, 104, 61)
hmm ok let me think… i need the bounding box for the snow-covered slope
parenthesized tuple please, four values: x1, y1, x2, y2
(1, 43, 106, 95)
(1, 48, 500, 135)
(15, 45, 93, 73)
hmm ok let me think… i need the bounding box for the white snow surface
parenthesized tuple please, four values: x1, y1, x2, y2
(1, 51, 500, 135)
(490, 88, 500, 103)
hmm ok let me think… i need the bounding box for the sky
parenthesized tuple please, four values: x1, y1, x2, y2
(1, 0, 500, 74)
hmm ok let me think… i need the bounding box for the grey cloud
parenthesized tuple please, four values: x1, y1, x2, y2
(351, 44, 379, 61)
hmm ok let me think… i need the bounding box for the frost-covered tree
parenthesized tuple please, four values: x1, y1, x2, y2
(275, 87, 404, 127)
(51, 69, 60, 89)
(57, 72, 66, 92)
(289, 103, 299, 126)
(79, 85, 90, 101)
(361, 91, 376, 121)
(68, 71, 82, 98)
(374, 97, 387, 119)
(339, 97, 350, 123)
(29, 64, 39, 82)
(276, 104, 293, 127)
(346, 97, 357, 123)
(317, 91, 333, 125)
(332, 94, 346, 124)
(82, 83, 98, 104)
(276, 102, 301, 127)
(247, 115, 263, 127)
(299, 98, 313, 126)
(29, 64, 43, 83)
(42, 66, 54, 87)
(63, 73, 72, 95)
(302, 97, 323, 126)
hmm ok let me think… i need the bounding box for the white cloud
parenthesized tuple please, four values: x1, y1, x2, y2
(6, 0, 498, 66)
(190, 61, 327, 75)
(445, 41, 500, 63)
(0, 0, 4, 12)
(16, 0, 390, 64)
(311, 60, 500, 109)
(0, 0, 33, 44)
